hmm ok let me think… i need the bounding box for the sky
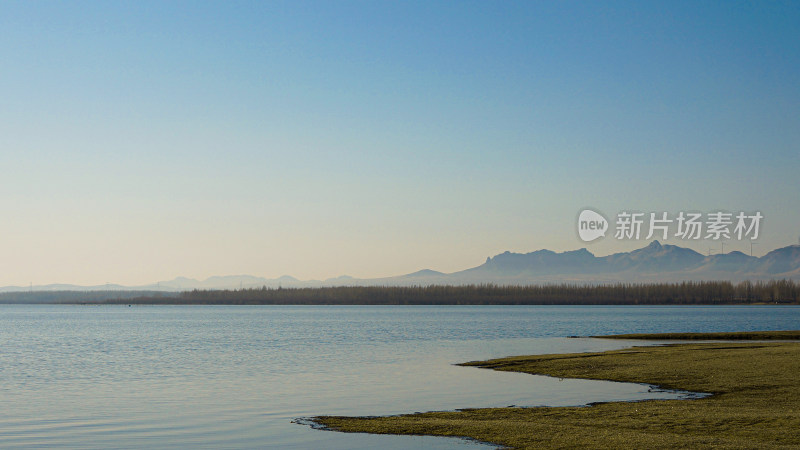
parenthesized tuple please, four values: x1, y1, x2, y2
(1, 0, 799, 286)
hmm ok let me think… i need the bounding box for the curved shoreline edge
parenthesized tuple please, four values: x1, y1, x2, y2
(308, 331, 800, 449)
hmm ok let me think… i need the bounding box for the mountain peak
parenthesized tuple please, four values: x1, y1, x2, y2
(403, 269, 445, 278)
(647, 240, 663, 249)
(566, 248, 595, 256)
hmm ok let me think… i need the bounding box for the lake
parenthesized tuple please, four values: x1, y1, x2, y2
(1, 305, 799, 448)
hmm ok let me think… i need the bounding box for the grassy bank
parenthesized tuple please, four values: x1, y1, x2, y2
(313, 331, 800, 449)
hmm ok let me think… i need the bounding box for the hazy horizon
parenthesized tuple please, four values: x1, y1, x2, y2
(2, 1, 799, 286)
(2, 238, 798, 289)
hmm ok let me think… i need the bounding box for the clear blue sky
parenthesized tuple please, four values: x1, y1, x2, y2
(1, 0, 798, 285)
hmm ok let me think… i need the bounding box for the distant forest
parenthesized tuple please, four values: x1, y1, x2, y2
(59, 280, 800, 305)
(0, 290, 175, 304)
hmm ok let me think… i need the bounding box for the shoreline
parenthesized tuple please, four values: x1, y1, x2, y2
(311, 331, 800, 449)
(592, 330, 800, 340)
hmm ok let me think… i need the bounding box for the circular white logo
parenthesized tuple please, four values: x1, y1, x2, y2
(577, 209, 608, 242)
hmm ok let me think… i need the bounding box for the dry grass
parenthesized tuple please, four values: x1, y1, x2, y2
(313, 331, 800, 449)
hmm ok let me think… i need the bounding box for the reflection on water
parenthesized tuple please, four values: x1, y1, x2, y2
(1, 305, 798, 448)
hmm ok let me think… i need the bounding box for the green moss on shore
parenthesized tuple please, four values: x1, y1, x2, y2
(313, 332, 800, 449)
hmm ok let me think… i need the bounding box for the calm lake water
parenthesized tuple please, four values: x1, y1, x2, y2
(1, 305, 799, 449)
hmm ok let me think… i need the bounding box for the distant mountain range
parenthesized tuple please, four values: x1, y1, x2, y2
(448, 241, 800, 284)
(3, 241, 799, 292)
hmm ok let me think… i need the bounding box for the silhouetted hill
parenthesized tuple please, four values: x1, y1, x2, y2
(603, 240, 705, 272)
(473, 248, 602, 275)
(2, 242, 799, 293)
(748, 245, 800, 274)
(438, 241, 800, 284)
(402, 269, 445, 278)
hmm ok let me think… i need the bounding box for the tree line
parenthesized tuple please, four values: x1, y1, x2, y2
(0, 290, 175, 304)
(89, 280, 800, 305)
